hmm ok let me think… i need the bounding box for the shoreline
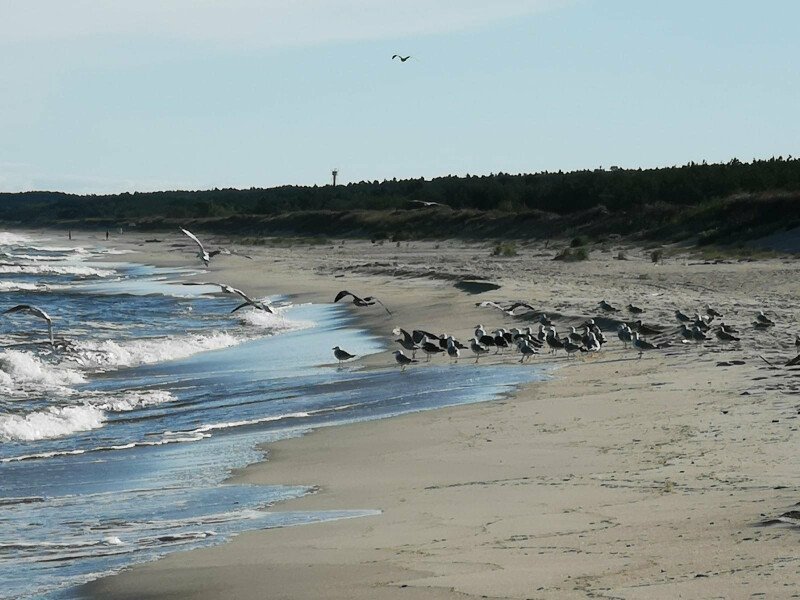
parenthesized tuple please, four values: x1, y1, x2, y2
(13, 229, 799, 599)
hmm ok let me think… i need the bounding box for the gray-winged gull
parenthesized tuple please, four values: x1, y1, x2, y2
(332, 346, 356, 365)
(3, 304, 54, 346)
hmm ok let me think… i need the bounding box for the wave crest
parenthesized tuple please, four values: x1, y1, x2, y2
(0, 405, 105, 442)
(0, 350, 86, 391)
(69, 332, 240, 370)
(0, 264, 115, 278)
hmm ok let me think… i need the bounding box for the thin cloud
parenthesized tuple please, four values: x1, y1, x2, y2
(0, 0, 566, 47)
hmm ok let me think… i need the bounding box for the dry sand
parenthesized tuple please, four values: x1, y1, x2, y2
(72, 230, 800, 599)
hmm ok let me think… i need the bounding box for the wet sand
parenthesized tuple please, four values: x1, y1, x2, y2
(75, 231, 800, 599)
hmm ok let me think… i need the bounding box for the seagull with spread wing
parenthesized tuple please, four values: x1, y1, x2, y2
(333, 290, 391, 315)
(182, 282, 273, 313)
(4, 304, 54, 346)
(179, 228, 253, 267)
(392, 54, 412, 62)
(409, 200, 448, 209)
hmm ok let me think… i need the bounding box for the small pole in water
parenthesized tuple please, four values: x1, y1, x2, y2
(106, 230, 109, 240)
(68, 230, 72, 240)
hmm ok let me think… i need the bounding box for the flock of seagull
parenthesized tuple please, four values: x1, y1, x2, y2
(330, 296, 800, 372)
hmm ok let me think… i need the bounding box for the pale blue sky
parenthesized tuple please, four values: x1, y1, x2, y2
(1, 0, 797, 193)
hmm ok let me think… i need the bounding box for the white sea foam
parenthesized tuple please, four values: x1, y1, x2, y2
(0, 405, 105, 442)
(2, 253, 63, 262)
(0, 350, 86, 391)
(174, 411, 310, 436)
(238, 306, 314, 332)
(0, 264, 115, 278)
(93, 389, 175, 412)
(26, 245, 88, 254)
(96, 248, 133, 255)
(70, 332, 241, 370)
(103, 536, 126, 546)
(0, 232, 32, 246)
(0, 281, 52, 292)
(0, 389, 175, 442)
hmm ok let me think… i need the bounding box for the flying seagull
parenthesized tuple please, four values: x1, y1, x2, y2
(179, 228, 253, 267)
(182, 282, 274, 313)
(409, 200, 447, 209)
(392, 54, 411, 62)
(229, 288, 274, 314)
(332, 346, 356, 365)
(4, 304, 54, 346)
(333, 290, 392, 315)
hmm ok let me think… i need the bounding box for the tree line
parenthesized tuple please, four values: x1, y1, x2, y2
(1, 157, 799, 241)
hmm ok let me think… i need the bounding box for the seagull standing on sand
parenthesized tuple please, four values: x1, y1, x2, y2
(469, 338, 490, 363)
(716, 328, 740, 342)
(755, 311, 775, 327)
(632, 332, 658, 359)
(617, 324, 632, 348)
(446, 338, 460, 363)
(517, 339, 538, 362)
(332, 346, 356, 365)
(598, 300, 620, 313)
(421, 341, 445, 361)
(3, 304, 54, 346)
(394, 328, 420, 358)
(393, 350, 416, 371)
(333, 290, 391, 315)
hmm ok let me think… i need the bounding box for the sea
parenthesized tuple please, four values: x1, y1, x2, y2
(0, 231, 547, 599)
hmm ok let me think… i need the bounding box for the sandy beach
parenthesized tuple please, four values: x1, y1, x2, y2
(75, 231, 800, 599)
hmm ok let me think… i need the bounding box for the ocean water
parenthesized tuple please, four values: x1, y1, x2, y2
(0, 231, 547, 599)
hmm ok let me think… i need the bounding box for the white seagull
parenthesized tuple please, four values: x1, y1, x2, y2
(179, 228, 252, 267)
(4, 304, 54, 346)
(182, 282, 274, 313)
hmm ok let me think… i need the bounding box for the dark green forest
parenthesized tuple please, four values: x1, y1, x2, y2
(2, 157, 800, 244)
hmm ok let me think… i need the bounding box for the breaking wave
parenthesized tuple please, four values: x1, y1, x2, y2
(0, 405, 105, 442)
(68, 332, 241, 370)
(0, 350, 86, 391)
(0, 264, 115, 278)
(0, 390, 175, 442)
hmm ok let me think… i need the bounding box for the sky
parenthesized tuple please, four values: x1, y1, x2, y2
(0, 0, 798, 194)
